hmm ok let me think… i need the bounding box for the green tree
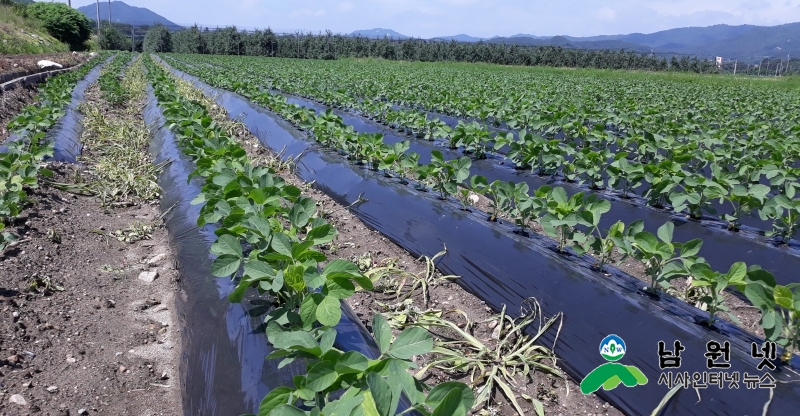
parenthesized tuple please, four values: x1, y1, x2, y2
(172, 24, 204, 54)
(143, 23, 172, 53)
(98, 23, 131, 51)
(26, 2, 92, 50)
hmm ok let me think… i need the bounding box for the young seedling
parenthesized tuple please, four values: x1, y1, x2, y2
(501, 182, 539, 235)
(621, 222, 703, 293)
(0, 223, 19, 253)
(378, 140, 411, 178)
(540, 187, 591, 253)
(456, 188, 479, 211)
(670, 172, 727, 220)
(744, 266, 800, 363)
(428, 150, 471, 200)
(759, 195, 800, 244)
(643, 160, 685, 209)
(396, 151, 421, 184)
(572, 197, 616, 271)
(688, 261, 747, 326)
(606, 152, 644, 198)
(469, 176, 508, 221)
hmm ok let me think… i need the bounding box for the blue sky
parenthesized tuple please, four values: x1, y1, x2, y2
(65, 1, 800, 37)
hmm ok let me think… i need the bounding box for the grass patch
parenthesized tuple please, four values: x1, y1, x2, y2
(78, 55, 161, 204)
(0, 5, 68, 54)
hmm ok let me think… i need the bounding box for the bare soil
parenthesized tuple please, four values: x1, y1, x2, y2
(0, 65, 182, 415)
(0, 53, 86, 81)
(0, 166, 181, 416)
(0, 84, 37, 142)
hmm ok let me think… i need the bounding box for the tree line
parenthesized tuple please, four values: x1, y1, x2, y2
(139, 24, 720, 73)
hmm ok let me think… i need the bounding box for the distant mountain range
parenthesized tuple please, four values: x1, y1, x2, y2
(63, 1, 798, 63)
(350, 28, 409, 40)
(76, 1, 181, 30)
(351, 23, 800, 62)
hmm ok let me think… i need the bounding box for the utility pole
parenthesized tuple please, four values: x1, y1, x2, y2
(95, 0, 101, 36)
(787, 54, 791, 75)
(131, 21, 134, 52)
(733, 60, 737, 75)
(108, 0, 111, 25)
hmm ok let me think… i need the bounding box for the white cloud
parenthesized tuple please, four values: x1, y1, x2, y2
(337, 2, 355, 12)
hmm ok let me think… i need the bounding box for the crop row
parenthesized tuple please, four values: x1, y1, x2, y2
(168, 54, 800, 242)
(143, 56, 476, 416)
(97, 52, 133, 106)
(0, 52, 110, 251)
(156, 55, 800, 361)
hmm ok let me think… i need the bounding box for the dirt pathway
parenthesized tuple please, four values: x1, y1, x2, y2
(0, 56, 181, 415)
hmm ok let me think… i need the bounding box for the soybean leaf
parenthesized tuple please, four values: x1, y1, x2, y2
(657, 222, 674, 243)
(211, 254, 241, 277)
(335, 351, 370, 374)
(373, 314, 392, 354)
(431, 388, 466, 416)
(307, 224, 336, 244)
(388, 359, 426, 404)
(244, 260, 275, 279)
(299, 294, 321, 326)
(367, 372, 395, 416)
(323, 395, 364, 416)
(324, 276, 356, 299)
(388, 327, 433, 359)
(323, 259, 361, 275)
(680, 239, 703, 257)
(257, 386, 293, 416)
(775, 286, 794, 310)
(306, 361, 338, 392)
(320, 327, 337, 354)
(316, 295, 342, 327)
(426, 382, 474, 411)
(268, 404, 306, 416)
(211, 234, 243, 257)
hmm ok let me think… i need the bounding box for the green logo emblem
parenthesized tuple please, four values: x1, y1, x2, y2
(580, 335, 648, 394)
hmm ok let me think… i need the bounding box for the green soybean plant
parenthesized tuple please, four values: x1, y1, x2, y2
(619, 222, 703, 292)
(398, 152, 422, 185)
(669, 172, 727, 220)
(606, 153, 644, 199)
(571, 197, 616, 271)
(503, 182, 542, 235)
(759, 195, 800, 244)
(688, 261, 747, 326)
(574, 147, 612, 190)
(469, 175, 507, 221)
(643, 160, 685, 209)
(253, 314, 474, 416)
(540, 187, 591, 253)
(379, 140, 411, 178)
(770, 284, 800, 362)
(0, 223, 17, 253)
(428, 150, 471, 200)
(450, 121, 490, 158)
(744, 268, 800, 363)
(713, 165, 771, 231)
